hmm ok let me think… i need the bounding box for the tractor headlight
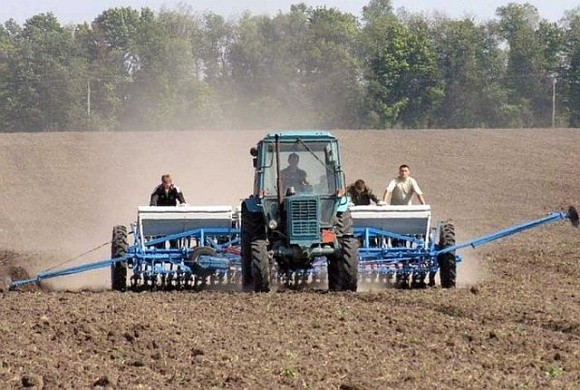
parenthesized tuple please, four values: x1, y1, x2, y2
(268, 220, 278, 230)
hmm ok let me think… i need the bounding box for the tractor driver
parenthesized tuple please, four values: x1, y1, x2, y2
(150, 174, 186, 206)
(280, 153, 309, 193)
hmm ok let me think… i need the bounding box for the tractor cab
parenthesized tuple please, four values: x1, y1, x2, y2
(255, 135, 341, 197)
(250, 132, 348, 238)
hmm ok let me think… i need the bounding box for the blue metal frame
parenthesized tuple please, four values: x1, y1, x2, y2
(434, 211, 569, 255)
(8, 226, 242, 290)
(7, 209, 576, 290)
(9, 256, 129, 288)
(330, 226, 449, 278)
(127, 226, 241, 284)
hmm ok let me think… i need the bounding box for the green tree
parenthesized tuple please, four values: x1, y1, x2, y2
(3, 14, 88, 131)
(361, 11, 441, 127)
(87, 7, 153, 130)
(201, 12, 234, 85)
(301, 7, 365, 127)
(228, 5, 364, 128)
(431, 17, 512, 127)
(398, 16, 443, 127)
(496, 3, 564, 127)
(362, 0, 393, 23)
(227, 7, 312, 128)
(0, 4, 574, 131)
(137, 8, 221, 129)
(560, 8, 580, 126)
(0, 22, 16, 127)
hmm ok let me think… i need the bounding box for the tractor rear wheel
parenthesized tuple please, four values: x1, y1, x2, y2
(328, 237, 359, 292)
(437, 222, 456, 288)
(111, 225, 128, 292)
(251, 239, 271, 292)
(241, 205, 266, 292)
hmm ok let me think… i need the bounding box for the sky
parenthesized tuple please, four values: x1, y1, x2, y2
(0, 0, 578, 25)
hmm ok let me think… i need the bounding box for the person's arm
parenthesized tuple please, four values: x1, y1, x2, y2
(383, 191, 391, 203)
(369, 189, 380, 204)
(383, 180, 395, 203)
(412, 179, 426, 205)
(300, 170, 309, 185)
(417, 193, 426, 205)
(150, 187, 159, 206)
(175, 186, 186, 204)
(150, 194, 158, 206)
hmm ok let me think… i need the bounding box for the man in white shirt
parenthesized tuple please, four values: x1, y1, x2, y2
(383, 165, 426, 205)
(383, 164, 428, 288)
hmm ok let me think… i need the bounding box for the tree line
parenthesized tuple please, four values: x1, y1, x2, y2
(1, 1, 579, 132)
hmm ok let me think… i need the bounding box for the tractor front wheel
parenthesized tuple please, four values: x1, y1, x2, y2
(251, 239, 271, 293)
(437, 222, 456, 288)
(241, 205, 266, 292)
(328, 237, 359, 292)
(111, 225, 128, 292)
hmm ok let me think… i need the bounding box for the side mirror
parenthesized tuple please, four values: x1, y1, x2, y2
(250, 147, 258, 157)
(252, 158, 258, 168)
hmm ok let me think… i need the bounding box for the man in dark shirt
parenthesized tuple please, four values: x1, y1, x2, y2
(149, 174, 186, 249)
(280, 153, 309, 192)
(150, 174, 186, 206)
(347, 179, 380, 206)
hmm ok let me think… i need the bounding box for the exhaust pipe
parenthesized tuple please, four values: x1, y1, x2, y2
(275, 134, 283, 206)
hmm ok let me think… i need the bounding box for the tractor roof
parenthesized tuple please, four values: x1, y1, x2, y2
(263, 131, 336, 142)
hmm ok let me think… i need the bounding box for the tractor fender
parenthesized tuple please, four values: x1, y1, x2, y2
(242, 196, 262, 213)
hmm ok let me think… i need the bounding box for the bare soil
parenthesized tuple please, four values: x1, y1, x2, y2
(0, 129, 579, 388)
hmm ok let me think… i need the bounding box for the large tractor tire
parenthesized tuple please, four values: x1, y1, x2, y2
(241, 204, 266, 292)
(111, 225, 128, 292)
(251, 239, 271, 293)
(437, 222, 456, 288)
(328, 237, 359, 292)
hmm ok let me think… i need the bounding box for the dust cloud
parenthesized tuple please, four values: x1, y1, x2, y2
(0, 130, 263, 289)
(457, 251, 487, 287)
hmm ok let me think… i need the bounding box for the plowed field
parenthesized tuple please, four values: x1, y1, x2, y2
(0, 129, 579, 389)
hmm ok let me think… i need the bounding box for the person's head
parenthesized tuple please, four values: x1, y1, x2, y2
(288, 153, 299, 168)
(161, 174, 173, 189)
(354, 179, 366, 193)
(398, 164, 411, 179)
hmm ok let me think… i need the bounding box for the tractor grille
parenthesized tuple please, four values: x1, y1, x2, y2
(287, 197, 320, 243)
(292, 220, 318, 236)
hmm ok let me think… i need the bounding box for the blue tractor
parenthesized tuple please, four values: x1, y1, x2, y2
(240, 132, 358, 292)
